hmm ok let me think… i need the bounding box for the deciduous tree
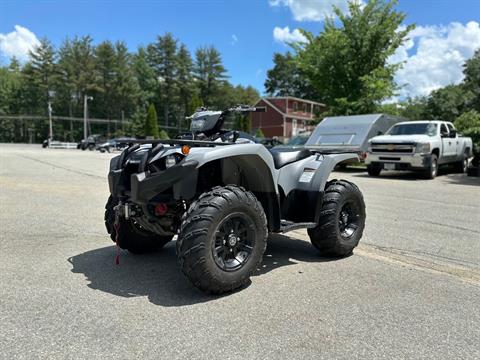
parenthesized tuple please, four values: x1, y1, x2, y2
(293, 0, 413, 115)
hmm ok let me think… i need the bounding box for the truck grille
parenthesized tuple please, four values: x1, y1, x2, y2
(370, 143, 415, 154)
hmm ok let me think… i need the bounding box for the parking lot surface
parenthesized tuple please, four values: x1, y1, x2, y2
(1, 144, 479, 359)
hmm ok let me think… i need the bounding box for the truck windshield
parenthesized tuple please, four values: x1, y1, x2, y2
(387, 123, 437, 136)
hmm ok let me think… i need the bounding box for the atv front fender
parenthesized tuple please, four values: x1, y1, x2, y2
(130, 160, 199, 204)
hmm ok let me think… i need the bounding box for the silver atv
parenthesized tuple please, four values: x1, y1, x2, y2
(105, 105, 366, 294)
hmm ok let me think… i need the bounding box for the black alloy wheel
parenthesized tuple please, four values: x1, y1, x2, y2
(212, 213, 255, 272)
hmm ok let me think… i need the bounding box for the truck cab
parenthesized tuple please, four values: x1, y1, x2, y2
(365, 120, 473, 179)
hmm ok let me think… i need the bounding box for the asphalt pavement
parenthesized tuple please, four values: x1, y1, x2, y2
(0, 144, 479, 359)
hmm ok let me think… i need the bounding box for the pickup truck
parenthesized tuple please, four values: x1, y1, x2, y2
(365, 120, 473, 179)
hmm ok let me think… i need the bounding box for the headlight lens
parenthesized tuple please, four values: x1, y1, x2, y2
(416, 143, 431, 153)
(165, 154, 178, 168)
(190, 119, 206, 132)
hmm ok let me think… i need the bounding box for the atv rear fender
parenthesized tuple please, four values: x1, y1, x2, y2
(277, 153, 359, 224)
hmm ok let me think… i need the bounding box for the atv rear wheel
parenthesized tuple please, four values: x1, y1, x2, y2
(308, 180, 365, 257)
(104, 196, 172, 254)
(176, 186, 268, 294)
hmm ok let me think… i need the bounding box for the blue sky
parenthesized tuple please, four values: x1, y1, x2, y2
(1, 0, 480, 98)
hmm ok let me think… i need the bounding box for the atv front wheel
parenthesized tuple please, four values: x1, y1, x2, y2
(104, 196, 172, 254)
(308, 180, 365, 257)
(176, 186, 268, 294)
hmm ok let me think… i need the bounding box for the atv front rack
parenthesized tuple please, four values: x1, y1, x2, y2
(128, 139, 234, 147)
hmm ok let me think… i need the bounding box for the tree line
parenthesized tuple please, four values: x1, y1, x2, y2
(0, 33, 259, 142)
(264, 0, 479, 150)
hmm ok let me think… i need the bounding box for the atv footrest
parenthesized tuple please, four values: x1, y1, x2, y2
(280, 220, 317, 233)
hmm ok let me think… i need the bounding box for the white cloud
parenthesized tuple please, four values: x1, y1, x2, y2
(230, 34, 238, 45)
(273, 26, 307, 44)
(390, 21, 480, 99)
(0, 25, 40, 62)
(269, 0, 361, 22)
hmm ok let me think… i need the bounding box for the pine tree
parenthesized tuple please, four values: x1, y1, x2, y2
(176, 44, 194, 130)
(93, 41, 116, 119)
(8, 57, 21, 72)
(133, 47, 157, 107)
(194, 46, 227, 107)
(113, 41, 140, 120)
(28, 38, 57, 111)
(56, 36, 98, 117)
(147, 33, 179, 127)
(145, 103, 159, 138)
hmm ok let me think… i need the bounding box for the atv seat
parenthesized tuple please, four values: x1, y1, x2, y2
(269, 148, 311, 169)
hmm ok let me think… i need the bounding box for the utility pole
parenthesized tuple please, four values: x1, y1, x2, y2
(83, 95, 93, 140)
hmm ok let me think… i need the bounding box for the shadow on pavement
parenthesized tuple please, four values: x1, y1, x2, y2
(68, 234, 339, 307)
(255, 233, 338, 275)
(442, 173, 480, 186)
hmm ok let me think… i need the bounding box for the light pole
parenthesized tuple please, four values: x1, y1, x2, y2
(48, 100, 53, 139)
(47, 90, 55, 141)
(83, 95, 93, 140)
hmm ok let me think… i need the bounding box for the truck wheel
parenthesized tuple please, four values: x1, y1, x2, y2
(367, 165, 381, 176)
(308, 180, 365, 257)
(176, 186, 268, 294)
(454, 152, 469, 173)
(104, 196, 172, 254)
(424, 154, 438, 179)
(88, 144, 95, 151)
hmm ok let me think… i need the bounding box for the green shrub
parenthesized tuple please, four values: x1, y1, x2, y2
(455, 110, 480, 154)
(159, 130, 169, 140)
(255, 128, 265, 138)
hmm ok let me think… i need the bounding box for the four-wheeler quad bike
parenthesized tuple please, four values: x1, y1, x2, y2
(105, 105, 366, 294)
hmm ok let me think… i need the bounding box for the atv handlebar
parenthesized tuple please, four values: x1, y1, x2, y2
(227, 105, 266, 113)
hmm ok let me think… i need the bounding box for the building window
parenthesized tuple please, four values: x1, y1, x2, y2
(293, 102, 298, 112)
(302, 103, 307, 113)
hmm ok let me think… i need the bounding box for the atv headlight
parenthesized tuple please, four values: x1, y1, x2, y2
(416, 143, 431, 153)
(190, 119, 206, 132)
(165, 154, 178, 168)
